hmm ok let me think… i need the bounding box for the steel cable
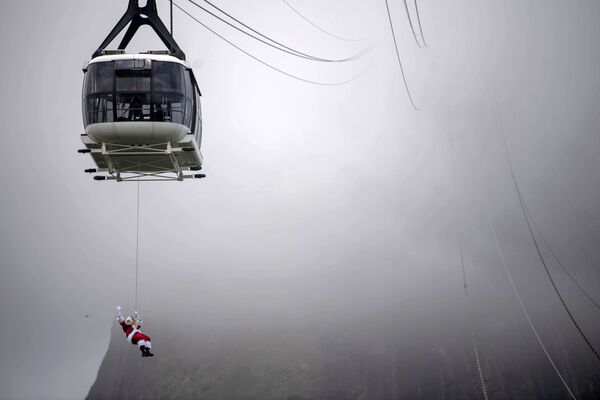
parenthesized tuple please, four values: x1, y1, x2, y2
(281, 0, 366, 42)
(174, 2, 370, 86)
(134, 166, 141, 310)
(492, 96, 600, 362)
(402, 0, 425, 48)
(384, 0, 420, 110)
(413, 0, 428, 47)
(187, 0, 372, 62)
(483, 202, 577, 400)
(522, 202, 600, 312)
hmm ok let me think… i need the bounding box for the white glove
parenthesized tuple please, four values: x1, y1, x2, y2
(117, 306, 122, 311)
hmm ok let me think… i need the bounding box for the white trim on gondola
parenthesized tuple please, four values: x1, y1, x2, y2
(87, 53, 190, 68)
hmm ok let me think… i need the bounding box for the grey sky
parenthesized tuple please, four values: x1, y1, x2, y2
(1, 0, 600, 399)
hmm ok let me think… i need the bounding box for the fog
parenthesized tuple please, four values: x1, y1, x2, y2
(1, 0, 599, 399)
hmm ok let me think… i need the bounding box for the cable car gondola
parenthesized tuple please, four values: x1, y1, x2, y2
(79, 0, 204, 181)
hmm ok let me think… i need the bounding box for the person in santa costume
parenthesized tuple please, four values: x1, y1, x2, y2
(116, 306, 154, 357)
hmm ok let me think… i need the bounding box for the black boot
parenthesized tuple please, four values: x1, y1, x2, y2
(140, 346, 148, 357)
(144, 347, 154, 357)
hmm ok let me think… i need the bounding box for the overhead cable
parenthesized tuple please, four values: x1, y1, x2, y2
(412, 0, 428, 47)
(281, 0, 366, 42)
(522, 201, 600, 312)
(402, 0, 425, 48)
(174, 2, 369, 86)
(492, 96, 600, 362)
(186, 0, 372, 63)
(384, 0, 420, 110)
(483, 202, 577, 400)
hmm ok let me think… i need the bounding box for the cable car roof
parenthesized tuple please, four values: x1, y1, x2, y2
(86, 53, 191, 69)
(83, 52, 200, 89)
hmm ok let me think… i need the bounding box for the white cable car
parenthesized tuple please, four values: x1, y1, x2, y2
(79, 0, 204, 181)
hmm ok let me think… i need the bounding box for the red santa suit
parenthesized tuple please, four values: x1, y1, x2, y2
(116, 309, 152, 349)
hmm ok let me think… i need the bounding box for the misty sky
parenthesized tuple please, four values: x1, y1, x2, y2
(1, 0, 600, 399)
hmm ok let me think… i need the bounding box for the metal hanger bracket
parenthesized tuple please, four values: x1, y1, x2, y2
(92, 0, 186, 60)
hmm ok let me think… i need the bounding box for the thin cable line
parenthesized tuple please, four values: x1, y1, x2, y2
(171, 0, 174, 36)
(447, 97, 489, 400)
(476, 103, 577, 398)
(174, 2, 370, 86)
(383, 0, 420, 111)
(135, 171, 140, 311)
(492, 96, 600, 362)
(457, 182, 490, 400)
(187, 0, 372, 63)
(413, 0, 428, 47)
(522, 202, 600, 312)
(281, 0, 366, 42)
(483, 204, 577, 400)
(402, 0, 425, 48)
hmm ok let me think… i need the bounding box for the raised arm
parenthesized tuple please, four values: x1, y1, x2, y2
(116, 305, 125, 323)
(134, 310, 143, 327)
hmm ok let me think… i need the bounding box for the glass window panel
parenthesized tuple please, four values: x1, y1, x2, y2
(195, 111, 202, 143)
(153, 62, 184, 93)
(115, 59, 152, 70)
(85, 94, 114, 125)
(84, 62, 114, 95)
(152, 94, 184, 125)
(183, 98, 194, 129)
(116, 75, 151, 92)
(184, 71, 194, 100)
(116, 93, 151, 121)
(115, 60, 135, 70)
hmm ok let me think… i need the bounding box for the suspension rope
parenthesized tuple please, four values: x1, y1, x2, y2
(281, 0, 366, 42)
(493, 95, 600, 362)
(173, 2, 370, 86)
(484, 203, 577, 400)
(186, 0, 372, 63)
(402, 0, 425, 48)
(523, 202, 600, 312)
(171, 0, 174, 35)
(447, 99, 489, 400)
(412, 0, 428, 47)
(383, 0, 420, 110)
(134, 172, 141, 311)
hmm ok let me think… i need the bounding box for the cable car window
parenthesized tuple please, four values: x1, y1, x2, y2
(115, 59, 152, 70)
(116, 70, 151, 92)
(116, 93, 152, 121)
(152, 94, 185, 125)
(84, 62, 114, 95)
(196, 86, 202, 143)
(153, 62, 184, 93)
(85, 95, 114, 125)
(184, 70, 194, 100)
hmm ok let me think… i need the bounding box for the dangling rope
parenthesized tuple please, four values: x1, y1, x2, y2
(134, 169, 141, 311)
